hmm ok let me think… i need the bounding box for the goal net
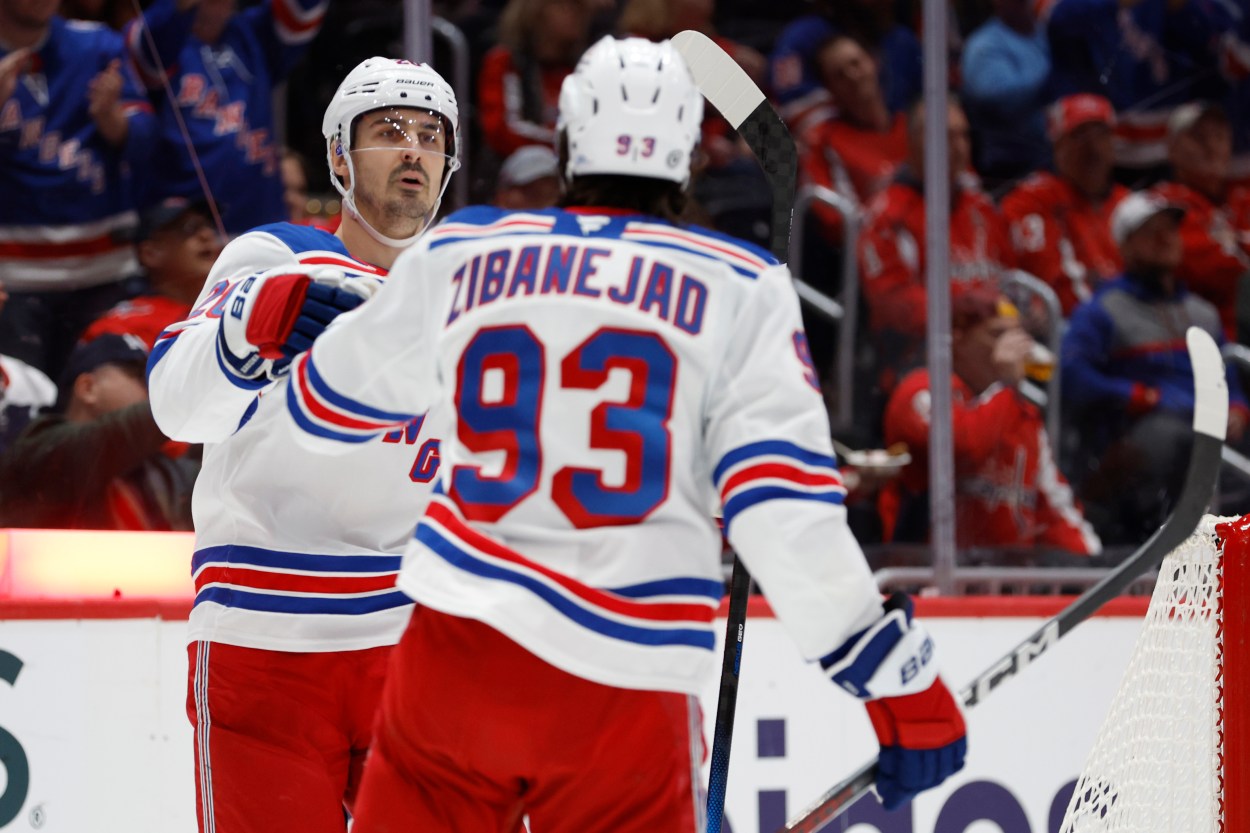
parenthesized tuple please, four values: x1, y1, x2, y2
(1059, 514, 1247, 833)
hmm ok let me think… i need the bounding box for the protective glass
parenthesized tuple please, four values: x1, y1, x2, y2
(348, 107, 454, 167)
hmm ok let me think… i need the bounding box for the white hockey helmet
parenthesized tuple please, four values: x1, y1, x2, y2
(322, 57, 461, 246)
(557, 36, 703, 186)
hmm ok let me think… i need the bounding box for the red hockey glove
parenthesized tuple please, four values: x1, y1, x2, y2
(864, 676, 967, 810)
(217, 267, 373, 381)
(241, 272, 312, 358)
(820, 593, 968, 809)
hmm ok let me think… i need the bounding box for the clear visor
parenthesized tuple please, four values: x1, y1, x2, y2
(348, 107, 455, 164)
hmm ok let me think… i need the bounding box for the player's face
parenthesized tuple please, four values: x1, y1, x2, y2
(344, 107, 450, 237)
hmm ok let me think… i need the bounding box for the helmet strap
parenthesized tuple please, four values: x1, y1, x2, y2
(332, 148, 427, 249)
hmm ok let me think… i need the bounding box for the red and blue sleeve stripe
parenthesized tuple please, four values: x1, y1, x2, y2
(714, 440, 847, 530)
(286, 352, 415, 443)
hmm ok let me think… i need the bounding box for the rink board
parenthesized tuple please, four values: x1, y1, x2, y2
(0, 597, 1147, 833)
(0, 529, 1149, 833)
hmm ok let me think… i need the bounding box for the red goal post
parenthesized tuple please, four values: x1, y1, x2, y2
(1060, 514, 1247, 833)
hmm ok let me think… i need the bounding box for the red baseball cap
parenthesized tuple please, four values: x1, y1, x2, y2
(1046, 94, 1115, 142)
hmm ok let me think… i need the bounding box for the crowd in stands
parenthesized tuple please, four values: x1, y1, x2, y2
(3, 0, 1250, 566)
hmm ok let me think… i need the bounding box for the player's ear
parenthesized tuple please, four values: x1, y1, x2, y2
(331, 140, 351, 185)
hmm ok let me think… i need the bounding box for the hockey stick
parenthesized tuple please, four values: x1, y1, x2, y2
(780, 326, 1229, 833)
(671, 30, 798, 833)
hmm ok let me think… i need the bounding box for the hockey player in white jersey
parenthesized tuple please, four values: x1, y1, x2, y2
(145, 57, 459, 833)
(286, 37, 967, 832)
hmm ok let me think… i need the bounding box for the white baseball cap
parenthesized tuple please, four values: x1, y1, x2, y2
(498, 145, 560, 188)
(1110, 191, 1185, 247)
(1166, 101, 1227, 141)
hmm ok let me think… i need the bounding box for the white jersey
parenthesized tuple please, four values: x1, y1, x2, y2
(148, 222, 442, 653)
(286, 207, 881, 694)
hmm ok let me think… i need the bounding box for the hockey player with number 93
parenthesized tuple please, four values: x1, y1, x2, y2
(285, 36, 967, 831)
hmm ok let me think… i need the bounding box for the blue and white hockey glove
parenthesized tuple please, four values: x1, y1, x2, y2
(217, 266, 380, 382)
(820, 593, 967, 810)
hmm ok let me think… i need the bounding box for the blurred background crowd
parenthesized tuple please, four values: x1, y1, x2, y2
(4, 0, 1250, 582)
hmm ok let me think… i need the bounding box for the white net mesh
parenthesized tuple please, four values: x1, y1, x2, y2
(1059, 515, 1230, 833)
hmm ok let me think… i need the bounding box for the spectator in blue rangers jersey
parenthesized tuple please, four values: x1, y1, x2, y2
(1062, 191, 1249, 544)
(145, 57, 460, 833)
(279, 36, 966, 831)
(124, 0, 327, 236)
(0, 0, 157, 379)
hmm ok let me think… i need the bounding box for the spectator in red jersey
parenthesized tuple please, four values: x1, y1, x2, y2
(1153, 102, 1250, 342)
(799, 34, 908, 245)
(857, 96, 1015, 392)
(1001, 94, 1129, 316)
(0, 334, 197, 530)
(477, 0, 593, 159)
(493, 144, 561, 210)
(81, 198, 222, 348)
(880, 284, 1101, 553)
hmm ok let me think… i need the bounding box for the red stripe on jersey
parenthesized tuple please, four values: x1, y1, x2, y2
(294, 355, 395, 432)
(434, 218, 554, 235)
(194, 565, 397, 595)
(625, 226, 766, 269)
(298, 255, 387, 276)
(719, 462, 843, 500)
(430, 499, 716, 624)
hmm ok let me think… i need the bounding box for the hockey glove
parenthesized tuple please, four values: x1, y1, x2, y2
(820, 593, 967, 810)
(217, 267, 378, 381)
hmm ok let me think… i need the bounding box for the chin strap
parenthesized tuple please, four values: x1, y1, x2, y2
(332, 149, 455, 251)
(340, 191, 427, 249)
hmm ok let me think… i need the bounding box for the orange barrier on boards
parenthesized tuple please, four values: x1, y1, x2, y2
(0, 528, 194, 599)
(0, 529, 1149, 617)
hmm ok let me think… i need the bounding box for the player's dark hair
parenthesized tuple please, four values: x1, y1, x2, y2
(556, 134, 690, 223)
